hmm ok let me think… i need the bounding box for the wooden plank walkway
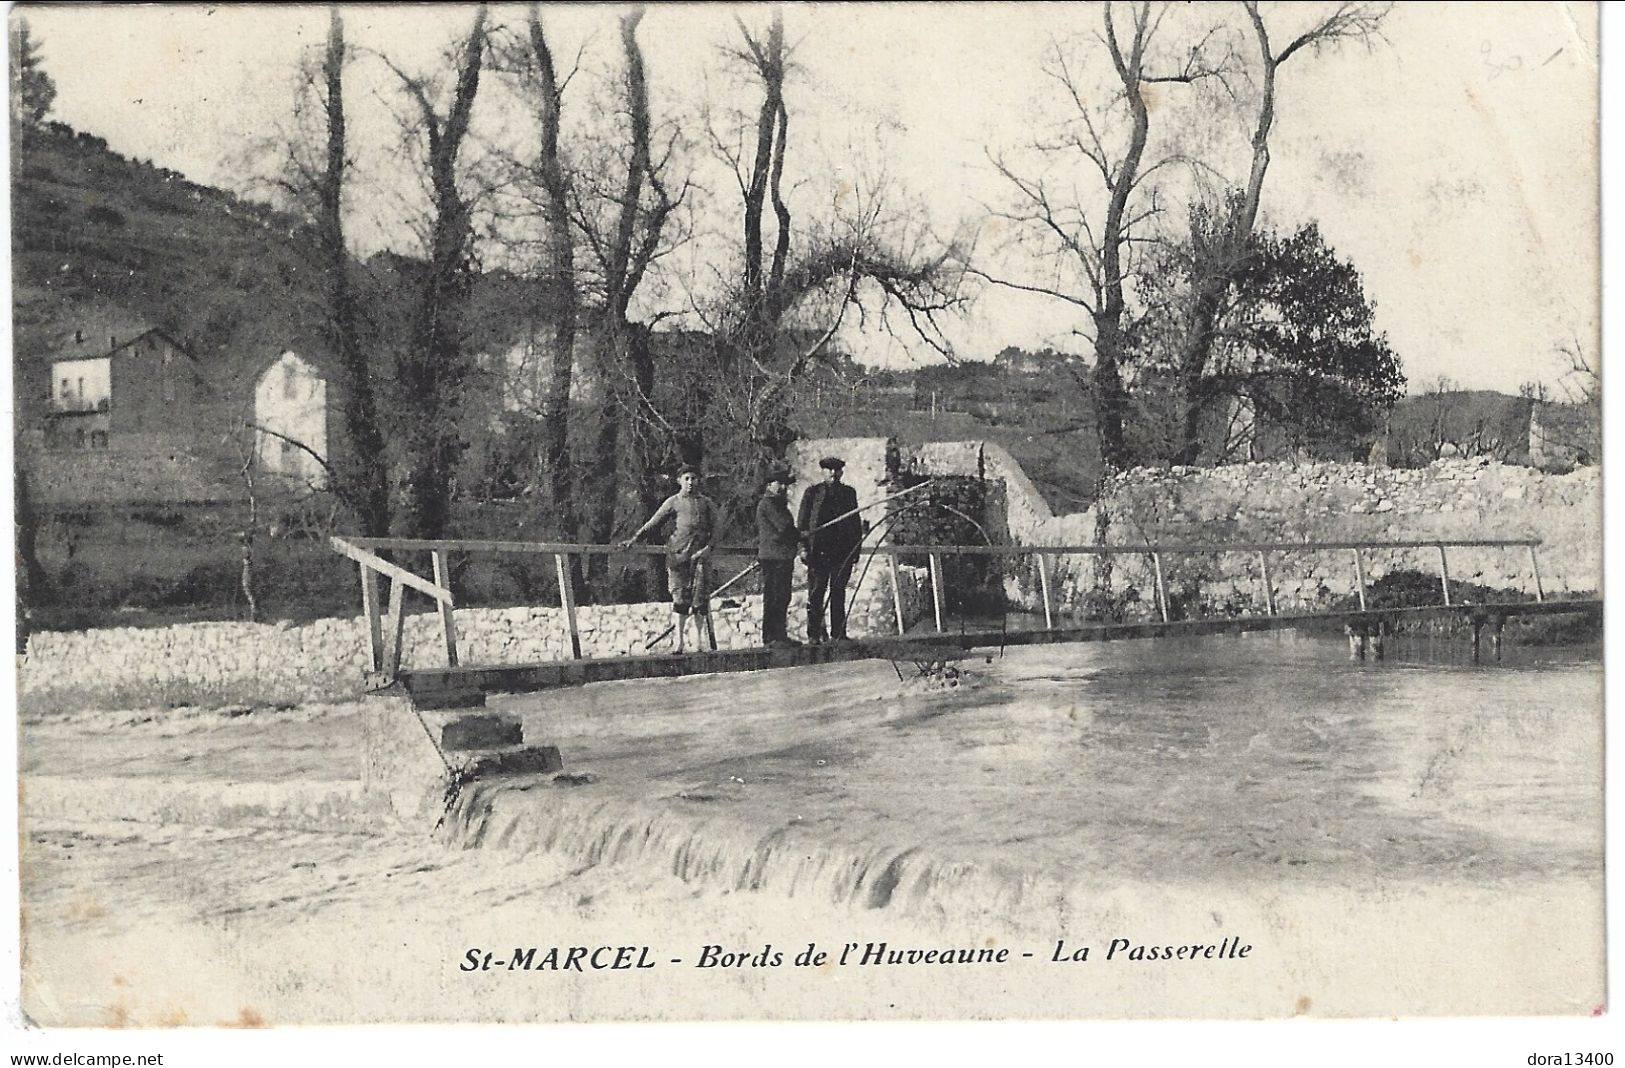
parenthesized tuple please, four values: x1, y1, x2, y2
(381, 599, 1600, 707)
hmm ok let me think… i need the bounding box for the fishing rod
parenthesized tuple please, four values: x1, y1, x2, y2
(807, 489, 937, 641)
(840, 493, 999, 654)
(643, 478, 937, 650)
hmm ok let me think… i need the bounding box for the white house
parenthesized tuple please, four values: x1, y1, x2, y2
(50, 355, 112, 413)
(254, 351, 328, 488)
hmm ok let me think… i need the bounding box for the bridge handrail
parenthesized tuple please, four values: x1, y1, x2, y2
(330, 532, 1548, 682)
(862, 537, 1541, 555)
(335, 536, 748, 556)
(333, 534, 1540, 556)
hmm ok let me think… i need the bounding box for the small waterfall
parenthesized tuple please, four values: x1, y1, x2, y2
(439, 779, 1060, 924)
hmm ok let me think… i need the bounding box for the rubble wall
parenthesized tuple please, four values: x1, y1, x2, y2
(21, 563, 930, 712)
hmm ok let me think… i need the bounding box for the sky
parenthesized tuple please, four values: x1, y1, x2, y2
(14, 2, 1602, 395)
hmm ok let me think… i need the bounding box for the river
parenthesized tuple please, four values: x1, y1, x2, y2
(19, 631, 1604, 1023)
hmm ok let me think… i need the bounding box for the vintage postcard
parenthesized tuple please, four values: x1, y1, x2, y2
(5, 0, 1606, 1045)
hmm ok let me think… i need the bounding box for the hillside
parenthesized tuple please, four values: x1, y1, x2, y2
(11, 122, 565, 424)
(11, 122, 323, 410)
(1384, 389, 1533, 467)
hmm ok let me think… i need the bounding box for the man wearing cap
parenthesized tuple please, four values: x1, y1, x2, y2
(620, 464, 718, 654)
(756, 463, 802, 649)
(797, 455, 862, 643)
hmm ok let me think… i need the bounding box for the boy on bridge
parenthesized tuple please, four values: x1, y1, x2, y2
(620, 464, 719, 654)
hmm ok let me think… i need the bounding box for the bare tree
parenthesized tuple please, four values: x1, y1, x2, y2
(250, 7, 392, 536)
(698, 10, 966, 494)
(1390, 375, 1522, 467)
(224, 422, 262, 622)
(1163, 1, 1388, 463)
(980, 2, 1235, 470)
(382, 6, 490, 539)
(493, 4, 582, 540)
(1528, 334, 1601, 470)
(565, 6, 692, 585)
(319, 8, 391, 538)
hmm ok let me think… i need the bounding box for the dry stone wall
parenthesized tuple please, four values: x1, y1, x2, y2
(953, 449, 1598, 620)
(802, 437, 1599, 622)
(20, 561, 930, 711)
(24, 438, 1593, 710)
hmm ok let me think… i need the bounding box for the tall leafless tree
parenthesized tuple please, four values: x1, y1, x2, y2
(981, 2, 1235, 471)
(250, 7, 393, 536)
(699, 10, 965, 494)
(505, 4, 581, 541)
(1164, 1, 1387, 463)
(384, 5, 489, 539)
(559, 7, 691, 587)
(319, 8, 392, 538)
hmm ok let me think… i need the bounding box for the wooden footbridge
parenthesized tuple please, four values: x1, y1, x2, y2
(330, 534, 1599, 709)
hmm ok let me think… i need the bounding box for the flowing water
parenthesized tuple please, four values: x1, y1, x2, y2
(450, 632, 1603, 925)
(19, 631, 1604, 1023)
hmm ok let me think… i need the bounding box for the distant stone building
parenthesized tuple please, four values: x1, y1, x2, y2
(1528, 400, 1599, 473)
(23, 317, 241, 508)
(41, 322, 204, 453)
(253, 351, 330, 489)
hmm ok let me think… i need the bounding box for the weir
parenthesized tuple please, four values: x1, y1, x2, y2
(330, 533, 1600, 821)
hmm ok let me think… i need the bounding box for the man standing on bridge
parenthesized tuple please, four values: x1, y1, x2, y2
(756, 463, 802, 649)
(797, 455, 862, 644)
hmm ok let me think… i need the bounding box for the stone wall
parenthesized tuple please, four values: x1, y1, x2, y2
(961, 451, 1599, 620)
(20, 563, 932, 711)
(22, 440, 1596, 710)
(799, 437, 1599, 621)
(22, 432, 243, 507)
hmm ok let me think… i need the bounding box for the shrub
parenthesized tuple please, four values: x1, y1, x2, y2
(85, 203, 126, 227)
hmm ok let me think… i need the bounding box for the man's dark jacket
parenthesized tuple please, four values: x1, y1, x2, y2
(757, 493, 800, 560)
(797, 480, 861, 567)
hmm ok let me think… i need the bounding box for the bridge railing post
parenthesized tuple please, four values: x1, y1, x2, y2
(1036, 551, 1054, 630)
(431, 550, 459, 667)
(383, 577, 407, 680)
(702, 566, 718, 652)
(1528, 544, 1545, 603)
(1351, 549, 1368, 612)
(888, 553, 907, 635)
(1256, 551, 1276, 616)
(359, 562, 384, 672)
(555, 553, 582, 660)
(928, 552, 946, 633)
(1150, 552, 1169, 623)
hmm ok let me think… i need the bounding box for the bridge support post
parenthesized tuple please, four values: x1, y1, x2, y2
(1471, 617, 1484, 663)
(1492, 617, 1505, 663)
(1372, 621, 1385, 661)
(360, 563, 384, 671)
(888, 554, 907, 635)
(432, 550, 458, 667)
(1346, 623, 1367, 661)
(928, 553, 946, 633)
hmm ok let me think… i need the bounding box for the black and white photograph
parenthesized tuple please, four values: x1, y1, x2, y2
(3, 0, 1609, 1053)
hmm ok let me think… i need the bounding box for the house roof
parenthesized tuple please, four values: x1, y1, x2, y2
(45, 314, 192, 366)
(254, 349, 326, 385)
